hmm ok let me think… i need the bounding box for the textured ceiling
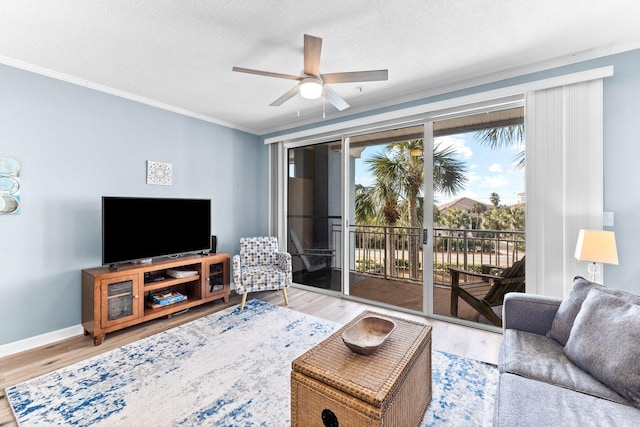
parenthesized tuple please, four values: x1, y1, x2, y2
(1, 1, 639, 135)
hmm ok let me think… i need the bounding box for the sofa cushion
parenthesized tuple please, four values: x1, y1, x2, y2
(494, 373, 640, 427)
(499, 329, 628, 404)
(564, 288, 640, 408)
(547, 276, 640, 346)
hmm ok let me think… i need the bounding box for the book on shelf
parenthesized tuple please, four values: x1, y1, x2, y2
(166, 268, 199, 278)
(147, 290, 187, 309)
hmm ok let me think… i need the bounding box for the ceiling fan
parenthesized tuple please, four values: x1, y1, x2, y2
(232, 34, 388, 111)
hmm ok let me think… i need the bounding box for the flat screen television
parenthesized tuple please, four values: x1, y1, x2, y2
(102, 196, 211, 266)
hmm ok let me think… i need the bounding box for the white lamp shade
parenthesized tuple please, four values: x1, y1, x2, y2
(299, 77, 323, 99)
(575, 229, 619, 265)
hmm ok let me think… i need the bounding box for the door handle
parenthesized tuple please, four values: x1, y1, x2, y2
(423, 229, 429, 245)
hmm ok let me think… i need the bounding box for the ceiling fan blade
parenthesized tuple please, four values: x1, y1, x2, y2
(323, 86, 350, 111)
(232, 66, 300, 81)
(270, 84, 301, 107)
(321, 69, 388, 84)
(303, 34, 322, 76)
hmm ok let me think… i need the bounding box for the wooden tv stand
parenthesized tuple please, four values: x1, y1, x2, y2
(81, 253, 230, 345)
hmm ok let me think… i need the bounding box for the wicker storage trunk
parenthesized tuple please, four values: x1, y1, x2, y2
(291, 311, 432, 427)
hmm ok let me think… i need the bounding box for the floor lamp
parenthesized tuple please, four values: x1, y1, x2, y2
(574, 229, 619, 284)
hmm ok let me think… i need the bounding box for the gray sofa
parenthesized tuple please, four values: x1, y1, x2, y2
(494, 277, 640, 426)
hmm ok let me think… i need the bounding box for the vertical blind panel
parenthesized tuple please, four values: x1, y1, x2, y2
(526, 87, 565, 297)
(525, 79, 603, 298)
(564, 80, 604, 293)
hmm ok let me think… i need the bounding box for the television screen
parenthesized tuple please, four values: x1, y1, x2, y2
(102, 197, 211, 265)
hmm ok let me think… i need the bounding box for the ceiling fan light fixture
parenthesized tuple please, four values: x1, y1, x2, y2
(299, 77, 323, 99)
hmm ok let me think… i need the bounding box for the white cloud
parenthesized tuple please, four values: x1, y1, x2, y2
(465, 170, 481, 184)
(488, 163, 502, 173)
(480, 175, 509, 189)
(356, 174, 375, 186)
(435, 135, 473, 159)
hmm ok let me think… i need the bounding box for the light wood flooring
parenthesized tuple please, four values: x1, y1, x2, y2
(0, 287, 502, 426)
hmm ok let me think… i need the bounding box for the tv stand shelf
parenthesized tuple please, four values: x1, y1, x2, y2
(144, 275, 201, 292)
(82, 253, 230, 345)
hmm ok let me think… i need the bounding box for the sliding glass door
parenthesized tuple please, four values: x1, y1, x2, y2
(281, 101, 526, 329)
(286, 125, 432, 312)
(287, 140, 342, 291)
(347, 125, 428, 311)
(430, 107, 526, 326)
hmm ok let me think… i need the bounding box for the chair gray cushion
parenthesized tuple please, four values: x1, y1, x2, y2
(240, 265, 289, 291)
(547, 277, 640, 346)
(494, 373, 640, 427)
(564, 288, 640, 408)
(499, 329, 628, 404)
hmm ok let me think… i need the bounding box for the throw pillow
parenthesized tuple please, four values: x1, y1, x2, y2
(564, 288, 640, 408)
(546, 277, 599, 345)
(547, 276, 640, 345)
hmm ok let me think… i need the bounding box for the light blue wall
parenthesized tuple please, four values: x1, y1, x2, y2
(3, 48, 638, 346)
(0, 64, 268, 345)
(265, 49, 640, 294)
(602, 50, 640, 292)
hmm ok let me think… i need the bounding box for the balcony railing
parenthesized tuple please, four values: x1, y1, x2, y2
(332, 224, 525, 285)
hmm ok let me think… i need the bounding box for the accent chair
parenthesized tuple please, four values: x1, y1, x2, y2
(233, 236, 291, 310)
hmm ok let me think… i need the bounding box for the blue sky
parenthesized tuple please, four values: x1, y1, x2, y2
(354, 131, 525, 207)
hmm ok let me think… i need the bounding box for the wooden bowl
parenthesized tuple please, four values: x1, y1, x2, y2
(342, 316, 396, 355)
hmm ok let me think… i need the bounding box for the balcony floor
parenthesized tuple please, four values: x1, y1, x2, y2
(293, 269, 480, 322)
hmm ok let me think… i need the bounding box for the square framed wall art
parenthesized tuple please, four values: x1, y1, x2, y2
(146, 160, 172, 186)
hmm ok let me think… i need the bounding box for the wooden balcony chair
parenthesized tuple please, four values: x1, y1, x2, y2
(289, 229, 334, 276)
(449, 256, 525, 327)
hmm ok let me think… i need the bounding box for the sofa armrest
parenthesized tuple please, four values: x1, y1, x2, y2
(502, 293, 562, 335)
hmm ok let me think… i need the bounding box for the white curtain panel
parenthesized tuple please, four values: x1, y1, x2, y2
(525, 79, 604, 297)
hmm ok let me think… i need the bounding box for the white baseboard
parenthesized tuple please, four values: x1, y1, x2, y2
(0, 325, 85, 359)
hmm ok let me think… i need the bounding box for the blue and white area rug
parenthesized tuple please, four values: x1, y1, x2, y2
(6, 300, 498, 426)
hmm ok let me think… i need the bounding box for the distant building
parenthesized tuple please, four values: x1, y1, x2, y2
(508, 192, 526, 209)
(437, 197, 491, 214)
(437, 197, 492, 229)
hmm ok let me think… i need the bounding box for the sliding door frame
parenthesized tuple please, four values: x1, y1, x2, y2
(269, 66, 613, 321)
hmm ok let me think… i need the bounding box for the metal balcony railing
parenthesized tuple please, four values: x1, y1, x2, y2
(331, 224, 525, 285)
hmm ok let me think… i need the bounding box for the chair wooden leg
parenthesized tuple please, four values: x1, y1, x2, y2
(450, 270, 460, 316)
(282, 288, 289, 306)
(240, 292, 248, 310)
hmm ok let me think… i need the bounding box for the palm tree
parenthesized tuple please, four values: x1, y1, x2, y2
(355, 181, 400, 275)
(490, 192, 501, 207)
(482, 207, 503, 230)
(366, 139, 467, 227)
(355, 183, 399, 272)
(470, 202, 487, 229)
(502, 206, 525, 232)
(433, 203, 442, 226)
(475, 124, 525, 170)
(481, 207, 504, 259)
(442, 208, 470, 229)
(364, 139, 467, 278)
(501, 206, 525, 262)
